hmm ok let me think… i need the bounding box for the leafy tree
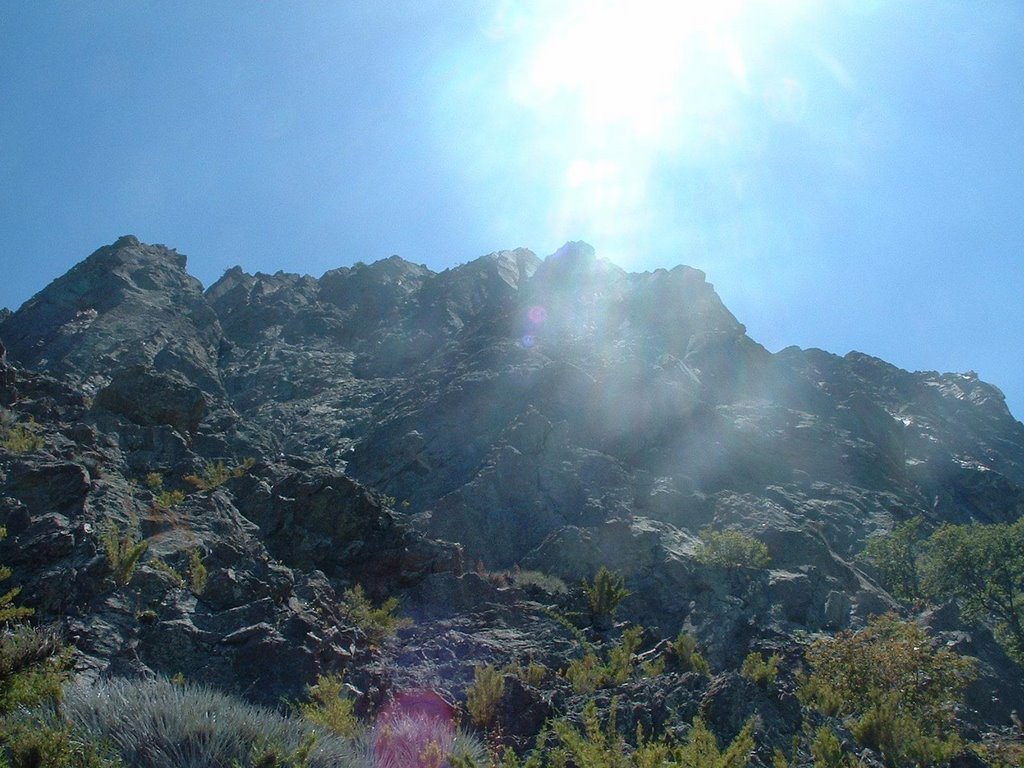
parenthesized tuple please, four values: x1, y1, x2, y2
(858, 516, 1024, 666)
(860, 516, 925, 603)
(920, 519, 1024, 664)
(801, 613, 974, 767)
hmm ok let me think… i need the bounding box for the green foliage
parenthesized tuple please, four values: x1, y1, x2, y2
(582, 567, 630, 629)
(339, 585, 412, 647)
(461, 700, 756, 768)
(801, 613, 974, 767)
(505, 659, 547, 687)
(694, 528, 770, 569)
(510, 570, 568, 596)
(864, 517, 1024, 665)
(466, 664, 505, 729)
(244, 732, 317, 768)
(0, 550, 104, 767)
(850, 694, 962, 767)
(672, 631, 710, 675)
(919, 519, 1024, 664)
(0, 416, 44, 454)
(298, 674, 360, 739)
(183, 457, 254, 492)
(565, 626, 643, 694)
(860, 517, 925, 603)
(641, 656, 666, 677)
(2, 722, 123, 768)
(740, 651, 780, 688)
(809, 726, 862, 768)
(0, 530, 33, 625)
(99, 515, 149, 587)
(144, 473, 185, 510)
(187, 549, 207, 595)
(0, 626, 67, 716)
(148, 558, 184, 587)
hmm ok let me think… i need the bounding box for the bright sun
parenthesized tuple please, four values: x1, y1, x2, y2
(510, 0, 751, 137)
(483, 0, 815, 253)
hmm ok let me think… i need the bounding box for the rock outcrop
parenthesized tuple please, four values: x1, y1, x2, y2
(2, 235, 1023, 756)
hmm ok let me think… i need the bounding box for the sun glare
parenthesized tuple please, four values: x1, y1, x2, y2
(482, 0, 816, 262)
(509, 0, 749, 137)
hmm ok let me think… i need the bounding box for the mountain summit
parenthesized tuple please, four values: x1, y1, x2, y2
(1, 236, 1023, 759)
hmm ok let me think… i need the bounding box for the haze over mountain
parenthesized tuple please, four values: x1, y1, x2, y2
(2, 235, 1024, 762)
(3, 3, 1023, 423)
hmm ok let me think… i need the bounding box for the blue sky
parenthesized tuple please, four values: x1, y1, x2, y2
(1, 1, 1022, 419)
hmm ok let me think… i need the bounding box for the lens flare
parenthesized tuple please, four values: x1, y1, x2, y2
(372, 690, 455, 768)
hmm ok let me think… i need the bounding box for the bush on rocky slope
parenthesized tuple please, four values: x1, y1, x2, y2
(800, 613, 975, 767)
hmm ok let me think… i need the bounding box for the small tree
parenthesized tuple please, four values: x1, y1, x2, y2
(466, 664, 505, 729)
(801, 613, 974, 767)
(582, 567, 630, 631)
(860, 516, 925, 603)
(340, 585, 412, 647)
(920, 519, 1024, 664)
(299, 673, 360, 739)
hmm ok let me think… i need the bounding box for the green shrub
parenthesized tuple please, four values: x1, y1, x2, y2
(466, 664, 505, 729)
(1, 721, 123, 768)
(455, 700, 756, 768)
(0, 538, 105, 767)
(672, 631, 710, 675)
(148, 558, 184, 588)
(505, 659, 547, 687)
(0, 626, 67, 716)
(740, 651, 780, 688)
(340, 585, 412, 648)
(299, 673, 360, 739)
(99, 515, 149, 587)
(800, 613, 974, 767)
(0, 418, 44, 453)
(0, 529, 33, 625)
(183, 457, 255, 492)
(809, 726, 861, 768)
(144, 473, 185, 510)
(187, 549, 207, 595)
(582, 567, 630, 630)
(565, 626, 642, 694)
(511, 570, 568, 595)
(694, 528, 770, 569)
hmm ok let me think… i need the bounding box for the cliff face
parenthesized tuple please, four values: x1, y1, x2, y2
(1, 236, 1023, 745)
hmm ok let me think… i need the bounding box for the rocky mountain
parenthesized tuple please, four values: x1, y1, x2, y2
(2, 235, 1023, 763)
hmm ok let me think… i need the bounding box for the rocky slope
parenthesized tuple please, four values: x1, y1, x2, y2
(2, 236, 1023, 760)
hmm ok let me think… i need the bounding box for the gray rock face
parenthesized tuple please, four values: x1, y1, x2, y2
(0, 236, 224, 396)
(1, 235, 1023, 750)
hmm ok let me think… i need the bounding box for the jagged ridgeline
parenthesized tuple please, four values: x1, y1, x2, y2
(1, 235, 1023, 766)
